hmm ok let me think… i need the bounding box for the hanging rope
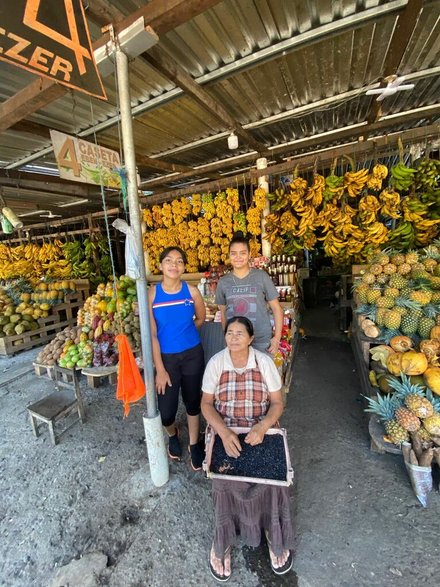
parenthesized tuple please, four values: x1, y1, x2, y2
(87, 96, 118, 297)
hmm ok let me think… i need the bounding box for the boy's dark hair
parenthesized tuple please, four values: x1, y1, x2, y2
(225, 315, 254, 337)
(229, 231, 250, 252)
(159, 246, 188, 264)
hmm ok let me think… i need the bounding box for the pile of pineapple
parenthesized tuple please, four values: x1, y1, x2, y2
(366, 371, 440, 446)
(355, 243, 440, 342)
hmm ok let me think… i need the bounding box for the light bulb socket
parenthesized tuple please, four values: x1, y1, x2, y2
(228, 132, 238, 150)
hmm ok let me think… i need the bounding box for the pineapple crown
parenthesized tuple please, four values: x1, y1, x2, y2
(422, 245, 440, 261)
(412, 278, 434, 291)
(394, 296, 422, 311)
(426, 388, 440, 412)
(379, 328, 404, 345)
(387, 373, 425, 399)
(363, 392, 402, 421)
(356, 304, 377, 320)
(422, 303, 440, 319)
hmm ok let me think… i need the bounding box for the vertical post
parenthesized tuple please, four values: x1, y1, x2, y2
(115, 47, 169, 487)
(257, 157, 271, 258)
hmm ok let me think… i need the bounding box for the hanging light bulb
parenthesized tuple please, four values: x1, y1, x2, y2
(228, 132, 238, 150)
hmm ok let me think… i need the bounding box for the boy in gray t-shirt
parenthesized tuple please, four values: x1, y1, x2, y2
(215, 268, 280, 352)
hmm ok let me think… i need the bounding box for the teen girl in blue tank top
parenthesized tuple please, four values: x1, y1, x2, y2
(148, 247, 206, 470)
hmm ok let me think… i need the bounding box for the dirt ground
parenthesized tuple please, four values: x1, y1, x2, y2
(1, 307, 439, 587)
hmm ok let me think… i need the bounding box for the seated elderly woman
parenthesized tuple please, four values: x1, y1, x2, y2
(201, 316, 294, 582)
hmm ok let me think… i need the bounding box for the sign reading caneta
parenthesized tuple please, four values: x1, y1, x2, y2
(0, 0, 106, 100)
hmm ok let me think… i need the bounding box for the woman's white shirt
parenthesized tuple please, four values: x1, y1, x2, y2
(202, 346, 282, 394)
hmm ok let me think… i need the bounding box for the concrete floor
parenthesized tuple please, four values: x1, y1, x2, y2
(1, 305, 439, 587)
(287, 305, 439, 587)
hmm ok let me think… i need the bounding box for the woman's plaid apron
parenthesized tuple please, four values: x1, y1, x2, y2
(215, 362, 269, 427)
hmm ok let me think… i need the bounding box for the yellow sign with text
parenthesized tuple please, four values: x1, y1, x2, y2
(0, 0, 106, 100)
(51, 130, 121, 188)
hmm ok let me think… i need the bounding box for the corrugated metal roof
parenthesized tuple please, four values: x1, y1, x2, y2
(0, 0, 438, 208)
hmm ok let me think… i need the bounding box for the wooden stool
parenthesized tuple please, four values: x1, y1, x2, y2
(27, 366, 85, 445)
(81, 366, 117, 388)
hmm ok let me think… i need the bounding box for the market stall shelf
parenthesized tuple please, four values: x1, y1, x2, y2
(81, 366, 117, 388)
(32, 362, 55, 380)
(0, 315, 77, 357)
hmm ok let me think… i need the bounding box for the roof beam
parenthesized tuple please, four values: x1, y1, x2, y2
(0, 169, 100, 197)
(84, 0, 126, 28)
(10, 120, 194, 174)
(142, 47, 269, 156)
(3, 0, 417, 170)
(143, 122, 440, 203)
(143, 106, 440, 191)
(367, 0, 424, 123)
(0, 0, 223, 133)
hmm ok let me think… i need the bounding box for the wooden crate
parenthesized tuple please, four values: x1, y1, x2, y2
(352, 264, 368, 277)
(33, 362, 55, 379)
(52, 292, 84, 322)
(71, 279, 90, 301)
(0, 315, 75, 357)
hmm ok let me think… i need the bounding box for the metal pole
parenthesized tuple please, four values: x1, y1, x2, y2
(115, 47, 169, 487)
(257, 157, 271, 258)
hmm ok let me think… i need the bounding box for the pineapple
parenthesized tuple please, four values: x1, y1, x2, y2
(390, 253, 406, 266)
(355, 283, 369, 304)
(362, 272, 376, 285)
(423, 412, 440, 436)
(434, 264, 440, 277)
(423, 258, 437, 273)
(400, 311, 420, 336)
(376, 253, 390, 266)
(389, 274, 408, 289)
(431, 291, 440, 303)
(429, 276, 440, 290)
(417, 426, 432, 442)
(367, 287, 382, 304)
(411, 266, 430, 280)
(397, 262, 412, 275)
(423, 391, 440, 436)
(376, 273, 389, 285)
(384, 308, 402, 329)
(405, 251, 419, 265)
(364, 393, 410, 444)
(418, 316, 436, 339)
(375, 307, 388, 327)
(376, 296, 395, 308)
(370, 263, 383, 275)
(395, 406, 421, 431)
(388, 374, 434, 419)
(410, 290, 433, 306)
(383, 263, 397, 275)
(384, 287, 399, 298)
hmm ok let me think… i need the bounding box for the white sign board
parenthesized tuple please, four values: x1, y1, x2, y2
(50, 130, 121, 188)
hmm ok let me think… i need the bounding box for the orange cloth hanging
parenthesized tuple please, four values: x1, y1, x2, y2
(115, 334, 145, 416)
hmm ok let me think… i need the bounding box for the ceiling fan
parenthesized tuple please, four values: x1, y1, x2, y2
(18, 209, 62, 219)
(39, 211, 62, 219)
(366, 75, 415, 101)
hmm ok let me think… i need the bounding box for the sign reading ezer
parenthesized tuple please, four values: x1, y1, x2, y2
(0, 0, 106, 100)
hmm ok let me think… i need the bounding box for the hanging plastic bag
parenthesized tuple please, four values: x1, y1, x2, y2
(115, 334, 145, 416)
(402, 442, 433, 507)
(112, 218, 140, 279)
(0, 214, 13, 234)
